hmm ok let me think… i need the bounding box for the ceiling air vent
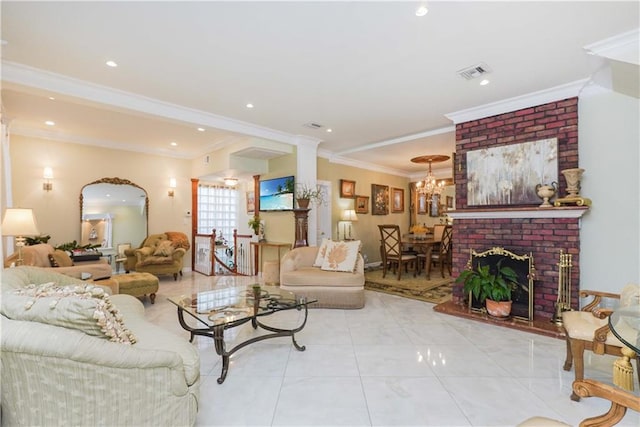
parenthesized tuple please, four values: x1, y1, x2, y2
(457, 62, 491, 80)
(303, 122, 324, 130)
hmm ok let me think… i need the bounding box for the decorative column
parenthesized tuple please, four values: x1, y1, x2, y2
(293, 208, 310, 248)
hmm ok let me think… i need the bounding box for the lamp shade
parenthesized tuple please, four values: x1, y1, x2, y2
(1, 208, 40, 236)
(340, 209, 358, 222)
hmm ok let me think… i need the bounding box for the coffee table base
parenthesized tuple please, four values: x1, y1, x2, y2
(175, 305, 310, 384)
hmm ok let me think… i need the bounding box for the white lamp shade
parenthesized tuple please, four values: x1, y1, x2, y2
(43, 167, 53, 179)
(2, 208, 40, 236)
(169, 178, 177, 188)
(340, 209, 358, 222)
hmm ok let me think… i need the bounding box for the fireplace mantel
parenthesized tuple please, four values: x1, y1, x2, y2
(448, 206, 589, 220)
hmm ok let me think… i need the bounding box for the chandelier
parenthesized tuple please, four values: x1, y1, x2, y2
(411, 155, 450, 196)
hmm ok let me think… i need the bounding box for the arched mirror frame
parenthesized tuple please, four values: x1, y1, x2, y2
(79, 177, 149, 237)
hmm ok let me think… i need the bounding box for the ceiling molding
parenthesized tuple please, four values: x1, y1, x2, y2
(584, 28, 640, 65)
(445, 79, 588, 124)
(9, 124, 193, 159)
(336, 125, 455, 155)
(319, 149, 410, 178)
(2, 61, 303, 146)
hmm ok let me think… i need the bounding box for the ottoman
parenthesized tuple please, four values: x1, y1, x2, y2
(113, 272, 159, 304)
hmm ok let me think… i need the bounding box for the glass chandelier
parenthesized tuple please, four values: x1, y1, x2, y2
(411, 154, 450, 196)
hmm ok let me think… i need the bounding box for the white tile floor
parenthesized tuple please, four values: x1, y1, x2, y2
(143, 272, 640, 427)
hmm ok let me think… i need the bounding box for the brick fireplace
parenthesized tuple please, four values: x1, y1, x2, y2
(448, 97, 588, 320)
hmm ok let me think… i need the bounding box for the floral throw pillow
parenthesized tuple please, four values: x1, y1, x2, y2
(320, 240, 361, 272)
(313, 238, 332, 267)
(2, 282, 137, 344)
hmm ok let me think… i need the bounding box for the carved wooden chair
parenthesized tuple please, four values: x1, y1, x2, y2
(417, 225, 452, 280)
(518, 378, 640, 427)
(378, 224, 417, 280)
(561, 284, 640, 401)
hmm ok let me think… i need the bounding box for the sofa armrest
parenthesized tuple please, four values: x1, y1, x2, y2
(171, 247, 187, 262)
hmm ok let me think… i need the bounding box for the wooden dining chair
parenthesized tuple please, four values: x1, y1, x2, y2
(417, 225, 452, 280)
(378, 224, 417, 280)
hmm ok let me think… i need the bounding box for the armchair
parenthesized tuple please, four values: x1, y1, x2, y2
(129, 232, 190, 280)
(561, 284, 640, 401)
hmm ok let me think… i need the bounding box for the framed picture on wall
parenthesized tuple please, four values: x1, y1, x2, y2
(446, 195, 453, 209)
(340, 179, 356, 198)
(417, 193, 427, 214)
(391, 188, 404, 213)
(371, 184, 389, 215)
(355, 195, 369, 214)
(246, 191, 255, 214)
(429, 194, 440, 217)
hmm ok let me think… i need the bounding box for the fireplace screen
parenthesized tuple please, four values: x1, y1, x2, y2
(466, 247, 535, 321)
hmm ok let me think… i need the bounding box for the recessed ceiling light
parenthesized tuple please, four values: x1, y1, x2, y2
(197, 127, 205, 132)
(480, 79, 490, 86)
(45, 120, 55, 126)
(246, 103, 254, 109)
(48, 96, 55, 100)
(170, 142, 178, 146)
(106, 194, 111, 198)
(415, 5, 428, 17)
(326, 128, 333, 133)
(105, 60, 118, 67)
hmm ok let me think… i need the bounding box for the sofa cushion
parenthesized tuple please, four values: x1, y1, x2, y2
(282, 266, 364, 287)
(320, 240, 361, 272)
(138, 255, 174, 266)
(51, 249, 74, 267)
(313, 238, 332, 267)
(153, 240, 174, 257)
(1, 282, 136, 344)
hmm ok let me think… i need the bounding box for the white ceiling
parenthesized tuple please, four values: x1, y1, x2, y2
(1, 1, 638, 179)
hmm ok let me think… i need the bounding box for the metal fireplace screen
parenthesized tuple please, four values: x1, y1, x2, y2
(467, 247, 535, 321)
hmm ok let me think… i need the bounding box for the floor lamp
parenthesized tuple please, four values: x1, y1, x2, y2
(2, 208, 40, 266)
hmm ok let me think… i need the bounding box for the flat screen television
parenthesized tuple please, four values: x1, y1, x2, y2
(259, 175, 295, 211)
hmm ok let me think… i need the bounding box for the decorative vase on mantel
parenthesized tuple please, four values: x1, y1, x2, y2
(554, 168, 592, 207)
(535, 182, 557, 208)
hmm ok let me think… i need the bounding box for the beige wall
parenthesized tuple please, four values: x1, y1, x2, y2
(318, 158, 411, 264)
(6, 135, 192, 266)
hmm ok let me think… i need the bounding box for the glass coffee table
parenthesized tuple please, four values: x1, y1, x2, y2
(168, 285, 315, 384)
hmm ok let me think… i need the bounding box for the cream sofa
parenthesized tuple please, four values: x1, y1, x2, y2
(3, 243, 112, 280)
(280, 246, 365, 309)
(1, 267, 200, 426)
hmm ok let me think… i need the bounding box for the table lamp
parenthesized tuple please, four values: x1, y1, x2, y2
(2, 208, 40, 266)
(340, 209, 358, 240)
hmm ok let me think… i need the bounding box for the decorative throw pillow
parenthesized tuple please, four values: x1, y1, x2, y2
(313, 238, 332, 267)
(48, 253, 60, 267)
(153, 240, 174, 257)
(1, 282, 136, 344)
(320, 240, 361, 272)
(51, 250, 74, 267)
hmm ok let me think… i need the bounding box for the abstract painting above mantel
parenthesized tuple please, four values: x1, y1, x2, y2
(466, 137, 558, 206)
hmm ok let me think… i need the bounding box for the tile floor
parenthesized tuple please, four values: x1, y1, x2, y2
(142, 272, 640, 427)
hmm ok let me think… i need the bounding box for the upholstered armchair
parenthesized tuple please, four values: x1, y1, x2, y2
(562, 284, 640, 401)
(129, 232, 190, 280)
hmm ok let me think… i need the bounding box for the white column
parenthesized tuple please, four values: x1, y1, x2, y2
(295, 136, 322, 246)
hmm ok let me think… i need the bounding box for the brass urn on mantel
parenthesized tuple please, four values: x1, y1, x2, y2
(554, 168, 592, 207)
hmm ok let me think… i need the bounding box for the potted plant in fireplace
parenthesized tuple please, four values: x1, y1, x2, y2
(456, 259, 520, 319)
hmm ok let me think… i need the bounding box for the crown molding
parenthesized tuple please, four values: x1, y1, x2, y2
(319, 149, 410, 178)
(336, 125, 454, 155)
(9, 124, 194, 159)
(445, 79, 588, 124)
(584, 28, 640, 65)
(2, 61, 302, 146)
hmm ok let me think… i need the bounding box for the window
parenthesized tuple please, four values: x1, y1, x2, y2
(197, 183, 238, 244)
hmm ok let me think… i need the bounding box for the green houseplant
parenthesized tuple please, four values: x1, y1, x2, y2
(456, 259, 520, 318)
(295, 183, 326, 209)
(247, 216, 261, 235)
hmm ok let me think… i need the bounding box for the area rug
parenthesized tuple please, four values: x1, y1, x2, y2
(364, 268, 453, 304)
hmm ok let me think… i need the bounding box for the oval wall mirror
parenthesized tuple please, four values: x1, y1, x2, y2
(80, 177, 149, 251)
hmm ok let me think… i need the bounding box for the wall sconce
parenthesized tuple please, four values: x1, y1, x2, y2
(339, 209, 358, 240)
(168, 178, 177, 197)
(2, 208, 40, 265)
(43, 167, 53, 191)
